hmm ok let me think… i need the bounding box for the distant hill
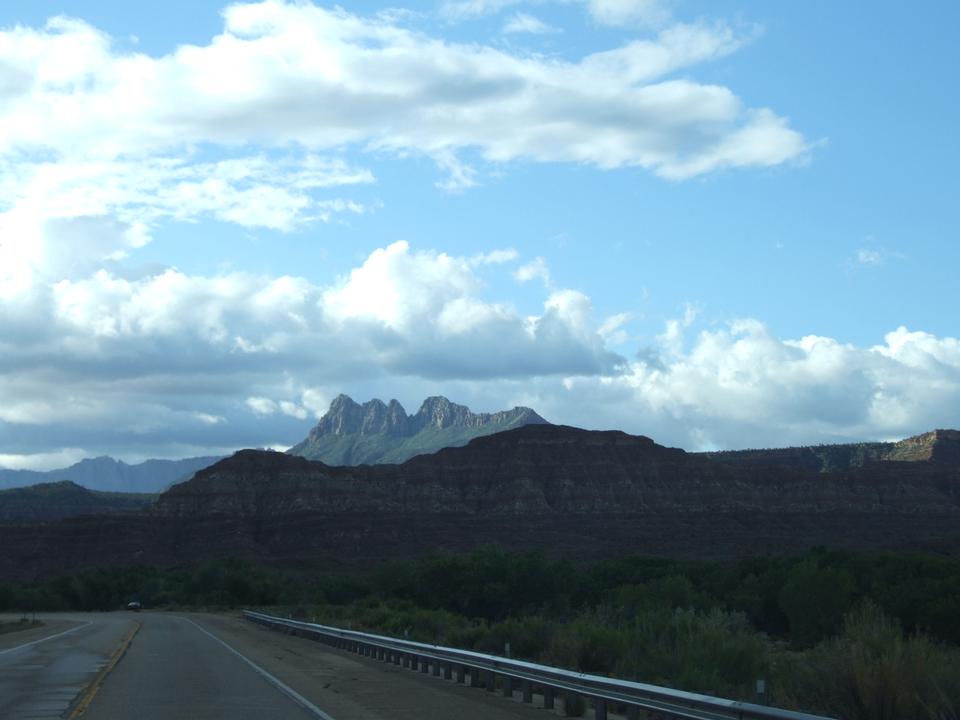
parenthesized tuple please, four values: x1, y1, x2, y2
(288, 394, 550, 465)
(2, 424, 959, 580)
(0, 481, 155, 524)
(0, 455, 223, 493)
(700, 429, 960, 472)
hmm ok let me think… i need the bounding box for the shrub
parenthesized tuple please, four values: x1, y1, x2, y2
(774, 603, 960, 720)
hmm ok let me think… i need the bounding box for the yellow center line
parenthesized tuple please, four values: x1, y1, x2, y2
(66, 621, 141, 719)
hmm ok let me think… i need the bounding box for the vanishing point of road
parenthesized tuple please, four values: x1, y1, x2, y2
(0, 612, 550, 720)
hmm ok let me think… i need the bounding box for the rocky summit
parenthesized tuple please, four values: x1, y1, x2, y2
(1, 424, 958, 581)
(287, 394, 550, 465)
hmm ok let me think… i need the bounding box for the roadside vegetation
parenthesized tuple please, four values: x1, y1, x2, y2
(1, 546, 958, 718)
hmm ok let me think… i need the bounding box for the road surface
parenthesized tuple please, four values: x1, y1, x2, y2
(0, 613, 134, 720)
(1, 612, 562, 719)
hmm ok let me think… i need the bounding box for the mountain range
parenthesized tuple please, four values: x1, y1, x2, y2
(0, 455, 223, 493)
(700, 429, 960, 471)
(288, 394, 549, 465)
(2, 424, 957, 581)
(0, 395, 543, 493)
(0, 482, 155, 524)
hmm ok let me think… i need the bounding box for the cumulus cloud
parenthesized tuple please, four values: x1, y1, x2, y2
(0, 2, 808, 189)
(544, 319, 960, 450)
(515, 256, 551, 285)
(2, 243, 958, 463)
(0, 239, 625, 466)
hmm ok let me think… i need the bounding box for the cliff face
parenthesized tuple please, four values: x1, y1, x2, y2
(161, 425, 960, 518)
(699, 428, 960, 472)
(287, 394, 550, 465)
(1, 424, 958, 582)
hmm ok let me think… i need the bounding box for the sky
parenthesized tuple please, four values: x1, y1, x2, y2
(0, 0, 958, 469)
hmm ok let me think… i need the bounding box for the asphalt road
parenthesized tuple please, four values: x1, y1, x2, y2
(83, 613, 318, 720)
(1, 612, 562, 720)
(0, 613, 134, 720)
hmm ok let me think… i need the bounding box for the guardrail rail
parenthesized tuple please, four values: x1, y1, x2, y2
(243, 610, 835, 720)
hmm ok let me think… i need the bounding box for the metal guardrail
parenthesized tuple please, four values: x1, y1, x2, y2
(243, 610, 835, 720)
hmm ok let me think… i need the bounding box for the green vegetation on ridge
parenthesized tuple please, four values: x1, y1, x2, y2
(1, 546, 958, 718)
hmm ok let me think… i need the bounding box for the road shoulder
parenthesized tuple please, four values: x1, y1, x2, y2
(182, 612, 557, 720)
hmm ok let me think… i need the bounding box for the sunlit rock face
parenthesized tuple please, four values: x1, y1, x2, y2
(1, 424, 959, 582)
(287, 394, 550, 465)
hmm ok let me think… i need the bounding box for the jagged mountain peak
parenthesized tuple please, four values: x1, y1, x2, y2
(415, 396, 471, 429)
(289, 394, 550, 465)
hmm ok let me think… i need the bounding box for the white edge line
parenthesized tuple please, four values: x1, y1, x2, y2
(0, 620, 92, 656)
(182, 617, 337, 720)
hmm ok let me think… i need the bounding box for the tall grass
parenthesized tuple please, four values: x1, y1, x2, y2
(774, 603, 960, 720)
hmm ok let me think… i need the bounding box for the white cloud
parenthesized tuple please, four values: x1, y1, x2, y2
(515, 256, 551, 285)
(322, 241, 479, 332)
(598, 312, 633, 344)
(278, 401, 309, 420)
(0, 3, 808, 196)
(1, 238, 958, 462)
(246, 397, 278, 415)
(470, 248, 520, 266)
(586, 0, 671, 27)
(300, 388, 331, 418)
(543, 318, 960, 450)
(0, 448, 89, 472)
(503, 13, 559, 35)
(0, 240, 621, 464)
(441, 0, 524, 21)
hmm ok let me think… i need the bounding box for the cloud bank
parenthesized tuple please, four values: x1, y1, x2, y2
(2, 2, 953, 468)
(2, 232, 958, 467)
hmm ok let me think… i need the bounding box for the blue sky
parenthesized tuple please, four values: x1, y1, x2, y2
(0, 0, 957, 468)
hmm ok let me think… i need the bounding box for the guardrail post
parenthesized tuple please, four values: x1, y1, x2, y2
(594, 697, 607, 720)
(242, 612, 839, 720)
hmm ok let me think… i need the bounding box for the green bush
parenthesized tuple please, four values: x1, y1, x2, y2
(778, 558, 856, 647)
(774, 603, 960, 720)
(543, 616, 626, 674)
(615, 607, 769, 698)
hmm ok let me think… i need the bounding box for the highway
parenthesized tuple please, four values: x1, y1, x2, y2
(0, 612, 551, 720)
(0, 614, 134, 719)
